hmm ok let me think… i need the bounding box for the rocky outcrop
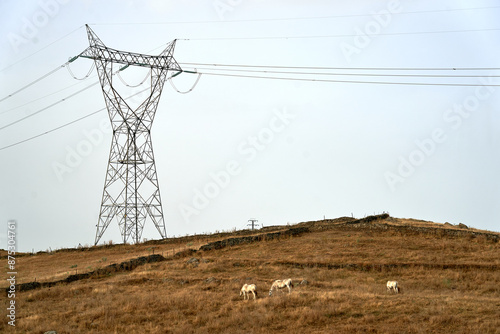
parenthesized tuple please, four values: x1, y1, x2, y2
(331, 214, 498, 243)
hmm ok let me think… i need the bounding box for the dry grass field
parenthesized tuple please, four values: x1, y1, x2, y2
(1, 215, 499, 333)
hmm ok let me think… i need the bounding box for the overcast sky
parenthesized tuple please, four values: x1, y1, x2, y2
(1, 0, 499, 252)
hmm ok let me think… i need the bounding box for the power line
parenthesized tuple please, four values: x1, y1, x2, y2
(2, 4, 497, 73)
(1, 77, 96, 116)
(0, 25, 84, 73)
(0, 60, 160, 130)
(3, 61, 499, 133)
(181, 65, 500, 79)
(0, 85, 151, 152)
(2, 65, 498, 150)
(87, 5, 500, 26)
(4, 27, 498, 104)
(0, 64, 68, 103)
(2, 56, 499, 150)
(0, 54, 96, 103)
(0, 66, 191, 150)
(2, 63, 150, 116)
(1, 53, 138, 112)
(0, 81, 100, 131)
(195, 71, 500, 87)
(179, 62, 500, 72)
(181, 27, 500, 41)
(1, 38, 173, 104)
(0, 108, 104, 152)
(5, 63, 497, 128)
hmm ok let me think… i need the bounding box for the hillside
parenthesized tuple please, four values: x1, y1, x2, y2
(2, 215, 500, 333)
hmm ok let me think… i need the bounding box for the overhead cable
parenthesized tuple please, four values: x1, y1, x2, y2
(0, 85, 151, 151)
(0, 64, 67, 103)
(0, 70, 189, 151)
(88, 5, 500, 26)
(1, 79, 92, 116)
(0, 81, 100, 131)
(180, 66, 500, 78)
(196, 71, 500, 87)
(181, 28, 500, 41)
(0, 26, 84, 73)
(179, 62, 500, 72)
(0, 109, 105, 152)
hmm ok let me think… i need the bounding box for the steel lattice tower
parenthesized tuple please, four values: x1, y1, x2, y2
(79, 25, 181, 245)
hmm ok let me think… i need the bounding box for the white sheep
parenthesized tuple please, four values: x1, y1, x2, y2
(386, 280, 399, 294)
(269, 278, 292, 296)
(240, 283, 258, 300)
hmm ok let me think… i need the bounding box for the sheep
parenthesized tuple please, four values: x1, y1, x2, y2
(269, 278, 292, 296)
(240, 284, 258, 300)
(386, 280, 399, 294)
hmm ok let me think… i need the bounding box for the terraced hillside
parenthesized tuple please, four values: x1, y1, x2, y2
(1, 215, 499, 333)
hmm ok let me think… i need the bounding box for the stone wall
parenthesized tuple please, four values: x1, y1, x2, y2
(199, 227, 310, 251)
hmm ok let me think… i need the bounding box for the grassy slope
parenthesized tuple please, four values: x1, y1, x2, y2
(1, 216, 499, 334)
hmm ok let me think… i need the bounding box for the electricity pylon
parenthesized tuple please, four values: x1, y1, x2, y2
(79, 25, 181, 245)
(247, 218, 259, 230)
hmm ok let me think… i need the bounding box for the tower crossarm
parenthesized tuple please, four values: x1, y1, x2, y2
(77, 24, 182, 72)
(79, 45, 182, 72)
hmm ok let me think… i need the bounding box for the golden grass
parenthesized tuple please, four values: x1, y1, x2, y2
(0, 237, 219, 286)
(1, 217, 499, 333)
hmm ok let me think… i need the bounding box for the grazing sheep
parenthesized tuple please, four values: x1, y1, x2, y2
(386, 280, 399, 294)
(240, 284, 258, 300)
(269, 279, 292, 296)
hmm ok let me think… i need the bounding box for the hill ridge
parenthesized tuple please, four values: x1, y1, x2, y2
(4, 214, 500, 333)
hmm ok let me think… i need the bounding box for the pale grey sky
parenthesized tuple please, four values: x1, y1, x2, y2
(1, 0, 499, 252)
